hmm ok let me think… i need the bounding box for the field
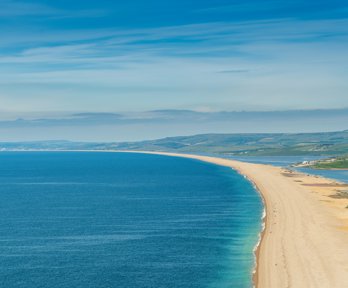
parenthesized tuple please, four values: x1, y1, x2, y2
(310, 157, 348, 169)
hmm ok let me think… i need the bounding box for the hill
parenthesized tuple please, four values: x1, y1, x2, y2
(1, 130, 348, 157)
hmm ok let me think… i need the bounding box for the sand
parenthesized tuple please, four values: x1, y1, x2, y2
(120, 151, 348, 288)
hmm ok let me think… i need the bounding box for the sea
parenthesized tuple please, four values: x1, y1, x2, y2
(0, 152, 263, 288)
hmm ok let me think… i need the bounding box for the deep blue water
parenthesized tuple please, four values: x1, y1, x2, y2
(0, 152, 262, 288)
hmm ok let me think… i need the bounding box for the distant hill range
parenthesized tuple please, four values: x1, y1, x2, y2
(1, 130, 348, 157)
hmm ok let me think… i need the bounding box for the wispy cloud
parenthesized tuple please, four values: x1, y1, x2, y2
(2, 18, 348, 56)
(0, 1, 347, 114)
(1, 18, 347, 71)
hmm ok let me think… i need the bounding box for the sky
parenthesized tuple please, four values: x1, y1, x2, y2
(0, 0, 347, 140)
(0, 109, 347, 142)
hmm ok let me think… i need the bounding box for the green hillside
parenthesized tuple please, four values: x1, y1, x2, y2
(111, 130, 348, 156)
(310, 157, 348, 169)
(1, 130, 348, 157)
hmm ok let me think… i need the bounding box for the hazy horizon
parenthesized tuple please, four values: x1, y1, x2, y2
(1, 0, 347, 141)
(1, 3, 348, 288)
(0, 108, 347, 142)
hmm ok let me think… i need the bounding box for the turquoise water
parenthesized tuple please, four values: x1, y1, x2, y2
(0, 152, 262, 288)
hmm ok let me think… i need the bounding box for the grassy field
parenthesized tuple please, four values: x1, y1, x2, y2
(311, 157, 348, 169)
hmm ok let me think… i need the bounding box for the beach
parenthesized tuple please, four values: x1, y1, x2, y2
(123, 151, 348, 288)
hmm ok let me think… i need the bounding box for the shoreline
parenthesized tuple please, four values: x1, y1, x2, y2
(115, 151, 348, 288)
(250, 178, 267, 288)
(0, 149, 264, 285)
(294, 165, 348, 171)
(122, 151, 267, 287)
(2, 150, 348, 287)
(231, 171, 267, 287)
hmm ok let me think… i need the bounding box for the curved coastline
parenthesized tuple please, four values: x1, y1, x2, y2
(247, 176, 266, 288)
(122, 151, 267, 287)
(5, 150, 348, 287)
(117, 151, 348, 288)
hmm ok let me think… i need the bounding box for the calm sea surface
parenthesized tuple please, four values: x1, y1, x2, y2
(0, 152, 262, 288)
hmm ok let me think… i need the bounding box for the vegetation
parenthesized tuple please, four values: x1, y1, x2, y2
(1, 130, 348, 157)
(111, 131, 348, 156)
(311, 157, 348, 169)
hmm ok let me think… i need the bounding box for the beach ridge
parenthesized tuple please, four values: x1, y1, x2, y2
(119, 151, 348, 288)
(6, 149, 347, 287)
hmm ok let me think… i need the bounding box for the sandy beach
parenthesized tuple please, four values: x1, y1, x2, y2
(121, 151, 348, 288)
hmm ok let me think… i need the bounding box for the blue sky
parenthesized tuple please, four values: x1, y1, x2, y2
(0, 0, 348, 117)
(0, 0, 348, 119)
